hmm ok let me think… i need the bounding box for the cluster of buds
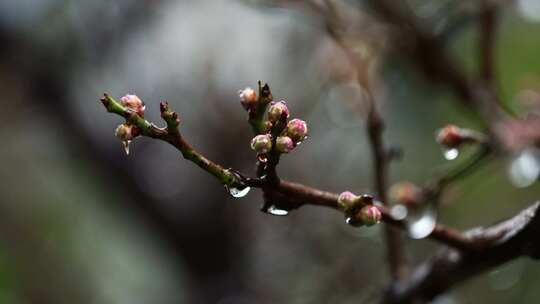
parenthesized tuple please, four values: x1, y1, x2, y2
(241, 84, 308, 156)
(436, 124, 486, 149)
(389, 181, 423, 206)
(337, 191, 381, 227)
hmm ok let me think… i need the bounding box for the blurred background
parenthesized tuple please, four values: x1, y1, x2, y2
(1, 0, 540, 303)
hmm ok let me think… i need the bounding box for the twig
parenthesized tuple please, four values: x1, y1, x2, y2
(424, 143, 492, 203)
(367, 100, 408, 281)
(479, 0, 498, 84)
(384, 201, 540, 304)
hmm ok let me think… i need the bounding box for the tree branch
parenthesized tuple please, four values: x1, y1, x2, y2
(100, 93, 477, 252)
(367, 100, 408, 281)
(384, 201, 540, 304)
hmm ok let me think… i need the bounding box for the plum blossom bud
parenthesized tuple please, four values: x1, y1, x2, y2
(267, 101, 289, 123)
(120, 94, 145, 117)
(276, 136, 294, 153)
(286, 118, 308, 142)
(389, 181, 423, 206)
(338, 191, 359, 211)
(251, 134, 272, 154)
(436, 124, 464, 148)
(262, 121, 273, 133)
(115, 123, 138, 141)
(358, 205, 382, 226)
(239, 87, 257, 111)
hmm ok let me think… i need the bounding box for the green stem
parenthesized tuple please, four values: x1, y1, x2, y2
(101, 94, 238, 187)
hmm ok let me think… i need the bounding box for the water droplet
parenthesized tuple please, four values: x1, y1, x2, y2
(344, 216, 364, 227)
(508, 148, 540, 188)
(405, 204, 437, 239)
(122, 140, 131, 155)
(443, 148, 459, 160)
(257, 155, 268, 163)
(267, 205, 288, 216)
(226, 185, 251, 198)
(390, 204, 408, 220)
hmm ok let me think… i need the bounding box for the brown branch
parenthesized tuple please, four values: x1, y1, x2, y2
(101, 93, 478, 251)
(384, 201, 540, 304)
(479, 0, 498, 84)
(367, 102, 408, 281)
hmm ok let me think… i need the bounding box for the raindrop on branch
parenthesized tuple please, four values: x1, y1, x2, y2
(403, 203, 437, 239)
(443, 148, 459, 160)
(508, 148, 540, 188)
(122, 140, 131, 155)
(267, 205, 288, 216)
(390, 204, 408, 221)
(226, 185, 251, 198)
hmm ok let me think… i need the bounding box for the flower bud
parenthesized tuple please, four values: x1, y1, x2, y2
(436, 124, 463, 148)
(239, 87, 257, 111)
(337, 191, 359, 212)
(276, 136, 294, 153)
(267, 101, 289, 123)
(120, 94, 145, 117)
(286, 118, 308, 142)
(358, 205, 382, 226)
(115, 123, 138, 141)
(251, 134, 272, 154)
(261, 121, 273, 134)
(389, 181, 423, 205)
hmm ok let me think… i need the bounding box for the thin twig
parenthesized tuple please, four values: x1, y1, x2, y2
(367, 101, 408, 281)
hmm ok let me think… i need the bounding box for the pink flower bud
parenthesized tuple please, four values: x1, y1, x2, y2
(250, 134, 272, 154)
(358, 205, 382, 226)
(120, 94, 145, 117)
(436, 124, 463, 148)
(115, 123, 138, 141)
(337, 191, 359, 211)
(239, 87, 257, 111)
(286, 118, 308, 142)
(276, 136, 294, 153)
(389, 181, 423, 206)
(267, 101, 289, 123)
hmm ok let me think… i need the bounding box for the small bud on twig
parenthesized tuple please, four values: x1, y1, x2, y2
(390, 181, 423, 206)
(276, 136, 294, 154)
(338, 191, 359, 212)
(286, 118, 308, 143)
(120, 94, 145, 117)
(267, 101, 289, 123)
(436, 124, 487, 149)
(251, 134, 273, 154)
(358, 205, 382, 226)
(239, 87, 257, 111)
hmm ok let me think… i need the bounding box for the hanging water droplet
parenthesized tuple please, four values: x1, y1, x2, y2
(122, 140, 131, 155)
(344, 216, 364, 227)
(226, 185, 251, 198)
(443, 148, 459, 160)
(508, 148, 540, 188)
(390, 204, 408, 220)
(405, 204, 437, 239)
(267, 205, 288, 216)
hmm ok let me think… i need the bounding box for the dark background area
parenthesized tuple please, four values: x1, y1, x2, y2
(1, 1, 540, 303)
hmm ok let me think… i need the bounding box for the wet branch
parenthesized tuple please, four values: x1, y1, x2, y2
(100, 93, 477, 252)
(367, 101, 408, 281)
(384, 201, 540, 304)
